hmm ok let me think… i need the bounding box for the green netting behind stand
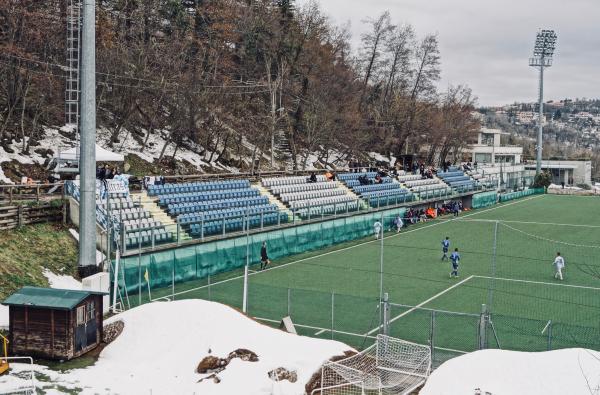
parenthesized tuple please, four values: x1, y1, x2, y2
(117, 207, 406, 293)
(499, 188, 544, 202)
(472, 191, 498, 209)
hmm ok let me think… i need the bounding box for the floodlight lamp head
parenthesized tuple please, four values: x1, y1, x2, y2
(532, 29, 557, 58)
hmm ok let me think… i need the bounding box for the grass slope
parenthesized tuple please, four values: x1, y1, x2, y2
(0, 223, 78, 300)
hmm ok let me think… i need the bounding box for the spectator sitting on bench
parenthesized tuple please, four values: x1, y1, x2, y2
(374, 174, 383, 184)
(307, 172, 317, 183)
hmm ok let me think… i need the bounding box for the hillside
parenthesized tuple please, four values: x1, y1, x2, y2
(1, 0, 479, 182)
(0, 223, 78, 301)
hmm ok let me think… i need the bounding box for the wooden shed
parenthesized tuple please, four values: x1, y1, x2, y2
(2, 287, 107, 360)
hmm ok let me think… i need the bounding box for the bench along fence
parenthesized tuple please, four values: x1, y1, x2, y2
(0, 202, 65, 230)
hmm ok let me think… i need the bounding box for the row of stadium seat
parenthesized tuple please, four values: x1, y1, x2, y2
(189, 212, 288, 237)
(158, 188, 260, 205)
(122, 219, 163, 233)
(167, 196, 269, 216)
(271, 181, 339, 195)
(344, 178, 393, 187)
(290, 195, 357, 209)
(403, 178, 440, 188)
(396, 174, 422, 183)
(125, 229, 173, 248)
(280, 188, 346, 203)
(148, 180, 251, 196)
(337, 172, 378, 181)
(295, 200, 360, 218)
(352, 183, 400, 194)
(178, 204, 279, 225)
(262, 175, 326, 187)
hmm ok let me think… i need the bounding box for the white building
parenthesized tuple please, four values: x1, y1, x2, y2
(468, 128, 522, 165)
(466, 128, 529, 189)
(524, 160, 592, 186)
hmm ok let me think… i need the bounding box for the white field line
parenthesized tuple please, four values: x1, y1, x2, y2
(254, 317, 376, 340)
(165, 194, 542, 299)
(314, 329, 328, 335)
(475, 275, 600, 292)
(365, 275, 475, 336)
(459, 218, 600, 229)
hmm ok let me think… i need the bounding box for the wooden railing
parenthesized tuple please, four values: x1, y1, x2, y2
(0, 202, 65, 230)
(0, 182, 65, 205)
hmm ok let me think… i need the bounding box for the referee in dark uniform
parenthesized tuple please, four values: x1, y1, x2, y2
(260, 241, 271, 270)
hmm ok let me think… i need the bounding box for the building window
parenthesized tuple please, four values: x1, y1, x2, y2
(86, 301, 95, 322)
(475, 153, 492, 163)
(76, 306, 85, 325)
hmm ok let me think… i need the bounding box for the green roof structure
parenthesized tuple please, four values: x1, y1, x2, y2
(2, 286, 107, 310)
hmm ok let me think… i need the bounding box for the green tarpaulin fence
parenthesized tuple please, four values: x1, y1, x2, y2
(117, 207, 406, 292)
(499, 188, 544, 203)
(471, 191, 498, 209)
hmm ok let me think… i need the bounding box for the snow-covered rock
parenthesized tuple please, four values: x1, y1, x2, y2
(421, 348, 600, 395)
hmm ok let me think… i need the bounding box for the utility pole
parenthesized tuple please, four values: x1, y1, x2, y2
(529, 30, 557, 176)
(78, 0, 97, 277)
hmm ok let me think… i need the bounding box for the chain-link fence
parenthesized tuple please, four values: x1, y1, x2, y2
(110, 195, 600, 369)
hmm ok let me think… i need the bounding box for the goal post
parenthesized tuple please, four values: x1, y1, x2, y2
(314, 335, 431, 395)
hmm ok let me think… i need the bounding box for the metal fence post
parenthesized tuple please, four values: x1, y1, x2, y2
(430, 310, 436, 365)
(331, 292, 335, 340)
(547, 320, 553, 350)
(208, 263, 211, 301)
(383, 292, 390, 336)
(287, 288, 291, 317)
(478, 304, 487, 350)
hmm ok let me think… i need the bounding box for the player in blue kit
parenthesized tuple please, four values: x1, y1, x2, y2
(441, 237, 450, 261)
(450, 248, 460, 278)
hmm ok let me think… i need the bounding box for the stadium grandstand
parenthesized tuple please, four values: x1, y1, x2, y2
(337, 172, 412, 207)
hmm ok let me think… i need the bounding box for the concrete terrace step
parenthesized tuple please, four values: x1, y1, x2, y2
(135, 191, 192, 241)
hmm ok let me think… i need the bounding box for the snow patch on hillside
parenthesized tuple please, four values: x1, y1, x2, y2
(42, 269, 82, 291)
(421, 348, 600, 395)
(2, 299, 351, 394)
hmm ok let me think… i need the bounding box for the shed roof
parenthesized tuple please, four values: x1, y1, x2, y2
(2, 287, 107, 310)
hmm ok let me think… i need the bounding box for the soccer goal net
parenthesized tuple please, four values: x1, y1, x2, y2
(313, 335, 431, 395)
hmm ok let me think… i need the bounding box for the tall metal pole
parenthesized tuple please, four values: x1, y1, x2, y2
(78, 0, 97, 276)
(536, 58, 544, 176)
(242, 209, 250, 313)
(378, 213, 384, 332)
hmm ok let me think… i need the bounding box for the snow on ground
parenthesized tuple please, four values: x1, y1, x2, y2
(421, 348, 600, 395)
(0, 304, 8, 330)
(3, 299, 351, 394)
(42, 269, 82, 291)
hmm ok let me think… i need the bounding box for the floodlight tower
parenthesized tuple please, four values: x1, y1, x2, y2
(529, 29, 557, 175)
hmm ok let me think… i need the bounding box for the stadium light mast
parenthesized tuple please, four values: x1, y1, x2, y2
(529, 29, 557, 176)
(78, 0, 97, 276)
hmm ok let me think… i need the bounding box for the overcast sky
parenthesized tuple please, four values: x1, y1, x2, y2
(297, 0, 600, 107)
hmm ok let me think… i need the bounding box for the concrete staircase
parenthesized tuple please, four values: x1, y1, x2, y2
(136, 191, 192, 241)
(254, 183, 298, 222)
